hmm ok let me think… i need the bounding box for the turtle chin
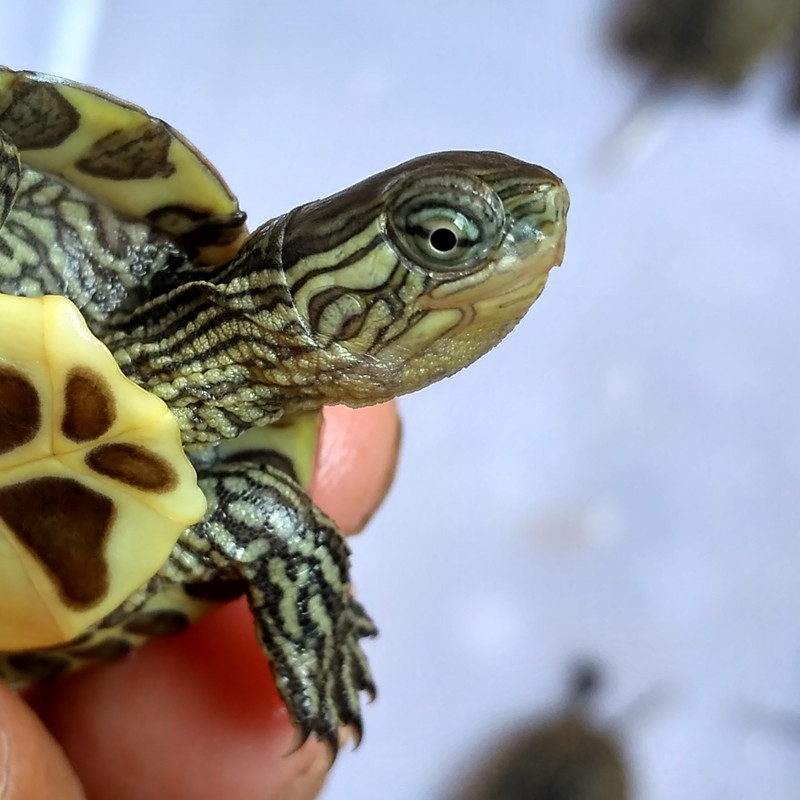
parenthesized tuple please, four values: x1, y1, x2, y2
(319, 229, 567, 406)
(467, 226, 566, 323)
(330, 295, 539, 406)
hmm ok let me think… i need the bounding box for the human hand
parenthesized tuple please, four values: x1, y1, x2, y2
(0, 403, 401, 800)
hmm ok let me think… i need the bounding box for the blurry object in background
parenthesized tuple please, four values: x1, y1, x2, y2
(736, 696, 800, 786)
(599, 0, 800, 170)
(612, 0, 800, 92)
(788, 24, 800, 110)
(526, 502, 624, 552)
(739, 697, 800, 743)
(444, 661, 630, 800)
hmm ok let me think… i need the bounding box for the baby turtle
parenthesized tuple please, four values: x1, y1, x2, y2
(446, 663, 629, 800)
(0, 66, 569, 747)
(611, 0, 800, 102)
(601, 0, 800, 166)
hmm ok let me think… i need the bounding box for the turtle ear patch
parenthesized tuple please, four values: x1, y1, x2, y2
(0, 366, 41, 455)
(0, 477, 113, 608)
(62, 367, 116, 442)
(86, 443, 177, 492)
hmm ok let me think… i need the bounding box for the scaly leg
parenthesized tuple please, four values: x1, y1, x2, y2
(165, 435, 378, 749)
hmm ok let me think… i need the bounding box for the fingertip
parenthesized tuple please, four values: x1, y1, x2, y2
(273, 749, 330, 800)
(312, 402, 401, 534)
(0, 682, 85, 800)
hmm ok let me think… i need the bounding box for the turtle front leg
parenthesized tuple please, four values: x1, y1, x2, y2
(170, 444, 377, 749)
(0, 130, 21, 227)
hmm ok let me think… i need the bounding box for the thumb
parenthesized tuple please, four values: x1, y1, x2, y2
(0, 682, 85, 800)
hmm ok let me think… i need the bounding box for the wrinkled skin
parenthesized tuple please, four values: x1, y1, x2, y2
(0, 403, 400, 800)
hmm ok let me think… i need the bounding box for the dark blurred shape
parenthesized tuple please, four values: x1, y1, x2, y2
(445, 661, 629, 800)
(571, 660, 602, 704)
(789, 27, 800, 110)
(612, 0, 800, 104)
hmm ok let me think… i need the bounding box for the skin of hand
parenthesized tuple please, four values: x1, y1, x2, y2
(0, 402, 401, 800)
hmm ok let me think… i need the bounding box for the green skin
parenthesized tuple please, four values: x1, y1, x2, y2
(0, 127, 568, 748)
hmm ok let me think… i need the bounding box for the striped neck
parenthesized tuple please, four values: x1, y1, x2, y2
(100, 151, 569, 448)
(105, 216, 328, 448)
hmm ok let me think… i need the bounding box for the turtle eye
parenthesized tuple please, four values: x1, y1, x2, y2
(386, 177, 506, 275)
(406, 208, 478, 265)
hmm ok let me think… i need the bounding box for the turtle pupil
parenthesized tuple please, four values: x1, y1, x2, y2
(429, 227, 458, 253)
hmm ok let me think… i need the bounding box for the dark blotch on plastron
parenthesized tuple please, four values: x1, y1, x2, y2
(86, 443, 177, 492)
(66, 637, 133, 661)
(0, 477, 113, 607)
(0, 366, 41, 455)
(183, 577, 247, 602)
(62, 367, 116, 442)
(0, 77, 80, 150)
(75, 120, 176, 180)
(122, 609, 191, 637)
(6, 651, 71, 680)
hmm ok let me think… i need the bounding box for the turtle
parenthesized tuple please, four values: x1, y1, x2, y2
(0, 66, 570, 748)
(611, 0, 800, 100)
(446, 663, 629, 800)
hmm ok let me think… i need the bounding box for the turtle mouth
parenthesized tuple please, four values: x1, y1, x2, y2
(418, 214, 567, 323)
(465, 248, 560, 321)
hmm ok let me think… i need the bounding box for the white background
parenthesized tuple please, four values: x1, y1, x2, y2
(5, 1, 800, 797)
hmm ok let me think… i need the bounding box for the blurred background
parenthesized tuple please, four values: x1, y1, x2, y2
(4, 0, 800, 796)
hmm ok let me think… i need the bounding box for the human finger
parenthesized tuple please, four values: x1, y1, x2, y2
(0, 681, 85, 800)
(312, 401, 401, 534)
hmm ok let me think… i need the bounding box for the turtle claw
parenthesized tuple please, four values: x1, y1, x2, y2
(266, 593, 377, 753)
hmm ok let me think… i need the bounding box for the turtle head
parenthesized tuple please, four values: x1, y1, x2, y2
(275, 150, 568, 406)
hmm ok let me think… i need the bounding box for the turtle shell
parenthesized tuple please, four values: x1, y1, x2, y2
(0, 65, 248, 264)
(0, 294, 207, 650)
(0, 66, 249, 649)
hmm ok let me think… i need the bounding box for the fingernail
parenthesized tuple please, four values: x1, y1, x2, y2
(0, 729, 11, 800)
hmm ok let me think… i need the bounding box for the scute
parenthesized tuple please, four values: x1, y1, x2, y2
(0, 65, 248, 264)
(0, 294, 207, 650)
